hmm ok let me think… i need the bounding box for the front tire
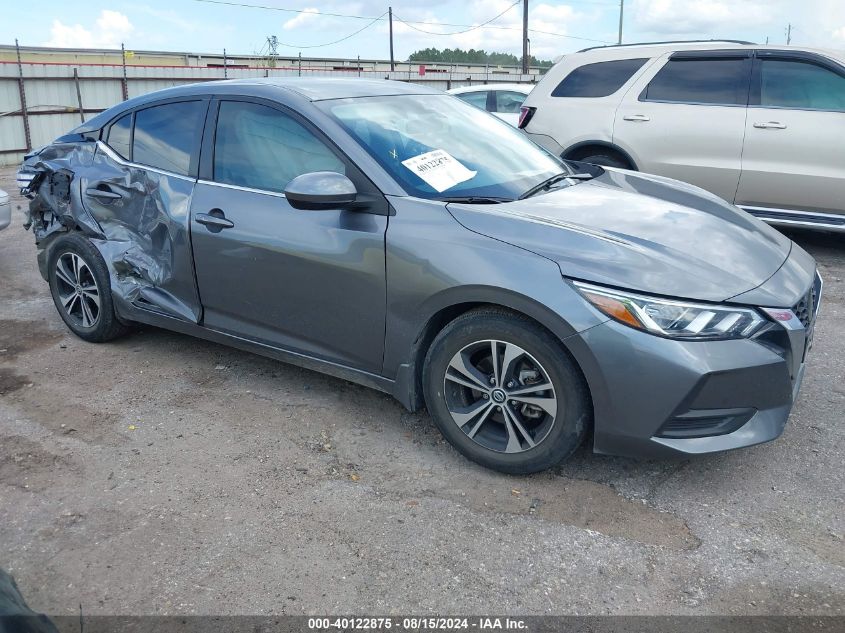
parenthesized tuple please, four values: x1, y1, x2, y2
(47, 233, 128, 343)
(423, 309, 591, 474)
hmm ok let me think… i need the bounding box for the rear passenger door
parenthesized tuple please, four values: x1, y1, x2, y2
(189, 98, 389, 373)
(86, 98, 207, 322)
(614, 51, 752, 202)
(735, 51, 845, 217)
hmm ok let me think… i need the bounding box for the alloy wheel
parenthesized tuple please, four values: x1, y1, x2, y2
(443, 339, 558, 453)
(55, 252, 101, 328)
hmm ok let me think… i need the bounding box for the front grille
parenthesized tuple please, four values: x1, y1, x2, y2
(792, 284, 816, 329)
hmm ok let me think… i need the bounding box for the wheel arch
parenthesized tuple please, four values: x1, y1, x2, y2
(562, 140, 638, 170)
(392, 287, 593, 415)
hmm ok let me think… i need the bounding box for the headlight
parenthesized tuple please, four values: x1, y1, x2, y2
(572, 280, 766, 340)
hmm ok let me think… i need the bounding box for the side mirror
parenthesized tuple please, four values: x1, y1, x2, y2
(284, 171, 357, 210)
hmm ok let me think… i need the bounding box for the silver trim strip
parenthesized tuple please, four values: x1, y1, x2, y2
(96, 141, 196, 183)
(196, 179, 287, 198)
(739, 205, 845, 232)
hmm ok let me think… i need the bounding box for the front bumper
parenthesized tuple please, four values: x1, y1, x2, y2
(565, 271, 822, 459)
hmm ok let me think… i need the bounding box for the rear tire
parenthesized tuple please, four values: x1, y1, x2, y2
(47, 233, 128, 343)
(423, 308, 591, 474)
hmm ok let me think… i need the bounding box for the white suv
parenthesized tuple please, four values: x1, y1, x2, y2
(520, 40, 845, 232)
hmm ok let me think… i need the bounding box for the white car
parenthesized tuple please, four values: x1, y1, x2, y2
(519, 40, 845, 232)
(0, 189, 10, 231)
(448, 83, 532, 126)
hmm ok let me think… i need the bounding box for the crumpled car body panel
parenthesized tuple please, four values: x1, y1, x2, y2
(20, 141, 201, 323)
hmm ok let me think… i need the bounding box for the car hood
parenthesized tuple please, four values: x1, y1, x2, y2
(447, 169, 793, 303)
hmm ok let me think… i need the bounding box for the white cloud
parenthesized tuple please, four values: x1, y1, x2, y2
(46, 10, 134, 49)
(284, 8, 321, 31)
(631, 0, 773, 37)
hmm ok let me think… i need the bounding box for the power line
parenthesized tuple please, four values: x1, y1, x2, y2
(393, 0, 520, 36)
(189, 0, 380, 20)
(187, 0, 614, 42)
(272, 11, 388, 49)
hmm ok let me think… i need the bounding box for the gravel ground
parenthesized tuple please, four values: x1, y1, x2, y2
(0, 166, 843, 616)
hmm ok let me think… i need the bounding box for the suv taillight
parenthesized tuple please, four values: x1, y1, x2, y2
(518, 106, 536, 129)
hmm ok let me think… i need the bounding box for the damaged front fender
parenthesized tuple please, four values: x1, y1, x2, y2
(19, 140, 202, 323)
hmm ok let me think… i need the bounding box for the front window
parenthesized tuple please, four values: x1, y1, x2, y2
(321, 94, 563, 200)
(759, 59, 845, 111)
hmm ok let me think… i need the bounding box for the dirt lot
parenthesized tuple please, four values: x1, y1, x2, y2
(0, 166, 843, 616)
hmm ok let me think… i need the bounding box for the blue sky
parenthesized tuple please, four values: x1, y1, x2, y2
(2, 1, 844, 61)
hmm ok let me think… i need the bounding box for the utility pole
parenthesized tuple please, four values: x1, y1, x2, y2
(522, 0, 529, 74)
(786, 23, 792, 45)
(266, 35, 279, 68)
(617, 0, 624, 45)
(389, 6, 395, 72)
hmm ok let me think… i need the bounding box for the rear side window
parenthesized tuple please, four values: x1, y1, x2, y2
(455, 91, 489, 110)
(759, 59, 845, 111)
(494, 91, 527, 113)
(552, 58, 648, 97)
(213, 101, 345, 193)
(133, 101, 205, 176)
(106, 113, 132, 160)
(641, 58, 751, 105)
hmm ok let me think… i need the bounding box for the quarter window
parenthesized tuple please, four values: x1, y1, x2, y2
(494, 91, 527, 113)
(641, 58, 751, 105)
(106, 113, 132, 160)
(133, 101, 205, 176)
(214, 101, 345, 193)
(552, 58, 648, 98)
(759, 59, 845, 110)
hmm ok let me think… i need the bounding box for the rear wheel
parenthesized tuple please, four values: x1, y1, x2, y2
(423, 309, 591, 474)
(47, 233, 128, 343)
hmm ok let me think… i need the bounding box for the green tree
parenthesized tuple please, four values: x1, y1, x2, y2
(408, 47, 552, 67)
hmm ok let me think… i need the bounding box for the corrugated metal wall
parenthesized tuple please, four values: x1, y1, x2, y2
(0, 60, 536, 167)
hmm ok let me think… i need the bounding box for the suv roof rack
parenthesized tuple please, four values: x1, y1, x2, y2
(577, 39, 756, 53)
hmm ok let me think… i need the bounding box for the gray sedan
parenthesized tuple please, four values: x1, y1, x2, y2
(17, 78, 820, 474)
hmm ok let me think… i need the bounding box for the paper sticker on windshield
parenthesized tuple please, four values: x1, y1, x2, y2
(401, 150, 476, 193)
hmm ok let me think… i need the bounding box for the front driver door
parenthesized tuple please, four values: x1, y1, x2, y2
(189, 98, 388, 373)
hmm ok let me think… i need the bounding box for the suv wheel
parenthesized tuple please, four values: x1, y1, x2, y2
(423, 309, 591, 474)
(47, 233, 128, 343)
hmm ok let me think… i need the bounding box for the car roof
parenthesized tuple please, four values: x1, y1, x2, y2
(74, 77, 442, 134)
(448, 83, 533, 95)
(569, 41, 845, 63)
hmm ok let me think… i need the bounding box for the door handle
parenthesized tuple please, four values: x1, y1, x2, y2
(195, 210, 234, 231)
(85, 186, 122, 200)
(623, 114, 650, 122)
(753, 121, 787, 129)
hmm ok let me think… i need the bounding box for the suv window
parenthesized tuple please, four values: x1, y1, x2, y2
(455, 91, 489, 110)
(106, 113, 132, 160)
(494, 90, 526, 113)
(760, 59, 845, 111)
(133, 101, 204, 176)
(641, 58, 751, 105)
(552, 58, 647, 98)
(214, 101, 345, 193)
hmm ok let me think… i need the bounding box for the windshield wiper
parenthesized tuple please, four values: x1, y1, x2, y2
(437, 196, 513, 204)
(519, 172, 594, 200)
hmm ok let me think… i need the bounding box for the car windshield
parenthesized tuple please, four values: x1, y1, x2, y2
(320, 94, 565, 201)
